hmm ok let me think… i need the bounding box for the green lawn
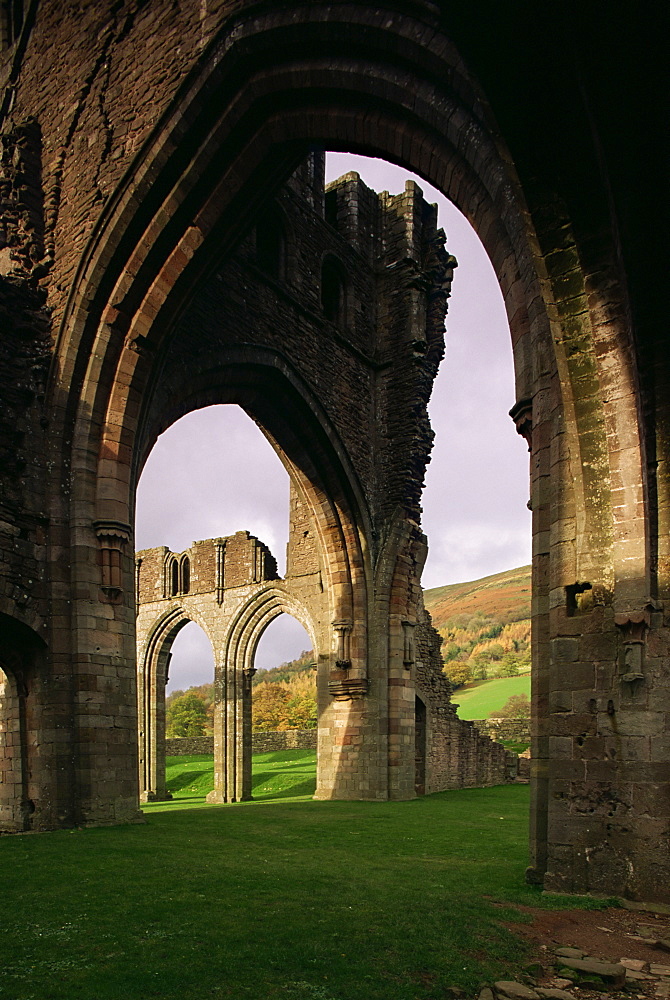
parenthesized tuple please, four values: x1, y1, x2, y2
(0, 751, 606, 1000)
(159, 749, 316, 808)
(452, 674, 531, 720)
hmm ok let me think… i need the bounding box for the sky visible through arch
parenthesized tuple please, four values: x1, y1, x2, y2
(135, 153, 531, 692)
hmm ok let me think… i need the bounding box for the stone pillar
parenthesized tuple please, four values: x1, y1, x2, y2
(208, 657, 251, 803)
(138, 643, 172, 803)
(0, 665, 26, 830)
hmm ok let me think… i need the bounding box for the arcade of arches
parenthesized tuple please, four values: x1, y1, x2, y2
(0, 2, 666, 904)
(136, 524, 514, 805)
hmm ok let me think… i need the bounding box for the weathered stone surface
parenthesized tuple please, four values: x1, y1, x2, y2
(494, 982, 540, 1000)
(536, 989, 575, 1000)
(558, 959, 626, 987)
(555, 948, 586, 960)
(620, 959, 646, 972)
(138, 525, 512, 802)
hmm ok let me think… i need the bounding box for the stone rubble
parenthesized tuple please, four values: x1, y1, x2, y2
(474, 940, 670, 1000)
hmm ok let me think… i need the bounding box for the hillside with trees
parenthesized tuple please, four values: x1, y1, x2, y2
(423, 565, 531, 690)
(166, 650, 317, 735)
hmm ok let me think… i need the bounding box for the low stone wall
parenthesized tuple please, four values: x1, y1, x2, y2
(165, 729, 318, 757)
(252, 729, 317, 753)
(165, 736, 213, 755)
(471, 718, 531, 744)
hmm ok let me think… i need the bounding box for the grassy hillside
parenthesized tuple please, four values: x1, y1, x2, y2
(424, 565, 531, 631)
(452, 675, 531, 720)
(423, 565, 531, 691)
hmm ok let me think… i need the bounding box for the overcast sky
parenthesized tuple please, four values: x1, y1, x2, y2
(135, 153, 531, 692)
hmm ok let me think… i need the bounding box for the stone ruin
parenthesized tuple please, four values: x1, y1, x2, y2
(0, 1, 666, 905)
(136, 528, 519, 803)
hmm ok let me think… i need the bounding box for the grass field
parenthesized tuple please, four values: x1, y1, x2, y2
(451, 674, 531, 720)
(0, 750, 607, 1000)
(159, 748, 316, 808)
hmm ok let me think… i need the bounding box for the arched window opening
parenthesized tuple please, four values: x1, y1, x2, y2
(250, 613, 316, 800)
(164, 620, 214, 721)
(181, 555, 190, 595)
(0, 616, 44, 832)
(256, 207, 286, 280)
(0, 664, 23, 829)
(136, 404, 291, 577)
(253, 614, 315, 730)
(138, 617, 216, 804)
(170, 558, 179, 597)
(321, 256, 346, 327)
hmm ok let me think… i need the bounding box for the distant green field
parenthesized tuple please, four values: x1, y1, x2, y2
(451, 674, 530, 720)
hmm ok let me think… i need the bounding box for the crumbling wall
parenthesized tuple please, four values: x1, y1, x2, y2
(415, 608, 517, 792)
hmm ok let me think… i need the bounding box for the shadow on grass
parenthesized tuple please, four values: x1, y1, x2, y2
(165, 769, 212, 792)
(251, 749, 316, 763)
(253, 778, 317, 800)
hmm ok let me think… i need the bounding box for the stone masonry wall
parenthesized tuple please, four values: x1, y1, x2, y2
(0, 0, 666, 903)
(165, 730, 317, 756)
(136, 529, 327, 803)
(472, 719, 531, 744)
(415, 609, 518, 790)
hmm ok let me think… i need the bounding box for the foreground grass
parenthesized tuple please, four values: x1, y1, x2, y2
(0, 762, 605, 1000)
(452, 675, 531, 720)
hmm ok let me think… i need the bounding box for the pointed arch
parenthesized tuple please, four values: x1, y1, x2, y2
(136, 604, 216, 801)
(208, 584, 317, 804)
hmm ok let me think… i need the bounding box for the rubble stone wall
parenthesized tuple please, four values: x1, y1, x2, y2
(415, 612, 517, 791)
(165, 730, 318, 756)
(472, 719, 532, 744)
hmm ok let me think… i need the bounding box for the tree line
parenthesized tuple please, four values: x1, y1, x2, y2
(166, 650, 317, 737)
(439, 613, 530, 688)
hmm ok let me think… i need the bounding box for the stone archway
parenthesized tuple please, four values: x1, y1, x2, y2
(207, 584, 318, 804)
(136, 605, 204, 802)
(1, 1, 665, 901)
(0, 614, 49, 831)
(136, 532, 323, 804)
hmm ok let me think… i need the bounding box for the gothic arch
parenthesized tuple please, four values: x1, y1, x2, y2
(0, 614, 48, 831)
(50, 5, 645, 633)
(134, 350, 370, 640)
(208, 585, 317, 804)
(12, 0, 658, 898)
(137, 604, 216, 802)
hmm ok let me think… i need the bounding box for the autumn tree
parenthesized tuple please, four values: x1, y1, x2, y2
(491, 692, 530, 719)
(166, 691, 209, 737)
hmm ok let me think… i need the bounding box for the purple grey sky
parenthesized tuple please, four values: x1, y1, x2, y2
(135, 154, 531, 692)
